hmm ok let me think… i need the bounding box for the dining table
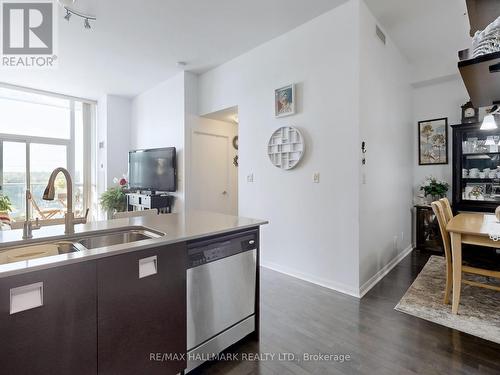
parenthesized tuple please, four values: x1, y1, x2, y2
(446, 212, 500, 314)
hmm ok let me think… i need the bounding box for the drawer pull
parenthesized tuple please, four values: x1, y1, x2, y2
(10, 282, 43, 314)
(139, 256, 157, 279)
(249, 240, 255, 245)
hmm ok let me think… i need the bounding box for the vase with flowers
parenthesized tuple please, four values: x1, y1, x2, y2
(420, 176, 449, 203)
(100, 175, 128, 219)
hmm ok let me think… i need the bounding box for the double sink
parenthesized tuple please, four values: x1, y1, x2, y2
(0, 227, 164, 265)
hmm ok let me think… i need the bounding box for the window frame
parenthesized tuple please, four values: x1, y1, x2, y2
(0, 83, 97, 221)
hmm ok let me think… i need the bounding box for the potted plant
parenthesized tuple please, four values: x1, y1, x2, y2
(100, 176, 128, 219)
(0, 194, 12, 228)
(420, 176, 449, 203)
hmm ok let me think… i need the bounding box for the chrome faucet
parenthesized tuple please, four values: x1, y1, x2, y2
(43, 167, 89, 235)
(22, 190, 41, 239)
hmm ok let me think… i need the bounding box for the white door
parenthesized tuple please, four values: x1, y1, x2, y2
(191, 131, 233, 214)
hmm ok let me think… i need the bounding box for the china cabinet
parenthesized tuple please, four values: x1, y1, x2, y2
(452, 122, 500, 212)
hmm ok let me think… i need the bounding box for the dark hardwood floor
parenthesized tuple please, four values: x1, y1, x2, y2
(191, 250, 500, 374)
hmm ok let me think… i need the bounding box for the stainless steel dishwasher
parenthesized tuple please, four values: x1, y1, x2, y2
(186, 229, 258, 372)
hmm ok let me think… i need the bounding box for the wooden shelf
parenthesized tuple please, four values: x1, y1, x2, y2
(466, 0, 499, 37)
(458, 51, 500, 108)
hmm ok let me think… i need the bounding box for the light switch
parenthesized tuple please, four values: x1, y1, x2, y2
(247, 173, 254, 183)
(313, 172, 320, 183)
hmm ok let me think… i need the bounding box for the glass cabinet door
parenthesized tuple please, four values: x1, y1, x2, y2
(461, 129, 500, 203)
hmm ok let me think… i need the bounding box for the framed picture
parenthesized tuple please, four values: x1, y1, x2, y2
(418, 117, 448, 165)
(275, 84, 295, 118)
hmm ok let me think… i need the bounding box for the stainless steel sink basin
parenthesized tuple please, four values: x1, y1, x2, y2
(0, 241, 85, 265)
(76, 229, 163, 250)
(55, 241, 87, 254)
(0, 227, 164, 265)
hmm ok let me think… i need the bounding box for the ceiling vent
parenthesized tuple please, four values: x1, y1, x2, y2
(375, 25, 386, 45)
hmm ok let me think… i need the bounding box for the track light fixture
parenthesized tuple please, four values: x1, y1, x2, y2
(62, 6, 96, 29)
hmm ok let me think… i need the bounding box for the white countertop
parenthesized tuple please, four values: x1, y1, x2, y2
(0, 211, 268, 278)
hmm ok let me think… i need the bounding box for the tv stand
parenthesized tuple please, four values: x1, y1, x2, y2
(126, 192, 173, 214)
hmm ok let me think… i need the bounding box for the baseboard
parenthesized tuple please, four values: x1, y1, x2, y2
(261, 244, 414, 299)
(260, 261, 360, 298)
(358, 244, 414, 298)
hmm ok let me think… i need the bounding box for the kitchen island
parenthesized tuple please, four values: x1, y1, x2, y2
(0, 211, 267, 375)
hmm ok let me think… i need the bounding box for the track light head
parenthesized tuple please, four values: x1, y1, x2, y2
(84, 18, 91, 29)
(64, 10, 71, 21)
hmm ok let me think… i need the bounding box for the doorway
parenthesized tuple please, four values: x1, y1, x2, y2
(191, 106, 238, 215)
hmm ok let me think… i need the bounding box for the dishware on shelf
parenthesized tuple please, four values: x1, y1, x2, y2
(472, 15, 500, 58)
(479, 172, 486, 179)
(469, 168, 480, 178)
(489, 171, 497, 179)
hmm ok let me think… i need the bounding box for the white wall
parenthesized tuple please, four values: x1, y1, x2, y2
(96, 94, 131, 219)
(198, 0, 361, 295)
(96, 95, 108, 199)
(106, 95, 132, 187)
(358, 1, 413, 291)
(412, 76, 468, 194)
(130, 73, 186, 212)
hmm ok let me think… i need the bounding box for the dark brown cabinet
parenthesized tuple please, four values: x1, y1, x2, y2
(415, 205, 444, 253)
(97, 243, 186, 375)
(0, 242, 187, 375)
(0, 262, 97, 375)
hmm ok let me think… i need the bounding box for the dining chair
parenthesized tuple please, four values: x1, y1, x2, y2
(431, 200, 453, 304)
(30, 196, 63, 220)
(113, 209, 158, 219)
(439, 197, 453, 223)
(432, 199, 500, 308)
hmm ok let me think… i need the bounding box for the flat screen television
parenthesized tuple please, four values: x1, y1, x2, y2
(128, 147, 177, 192)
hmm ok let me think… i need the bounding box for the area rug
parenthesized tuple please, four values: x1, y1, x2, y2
(395, 255, 500, 344)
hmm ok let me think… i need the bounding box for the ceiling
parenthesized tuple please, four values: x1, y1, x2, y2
(364, 0, 472, 84)
(203, 106, 239, 123)
(0, 0, 347, 99)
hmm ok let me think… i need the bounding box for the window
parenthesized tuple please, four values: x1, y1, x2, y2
(0, 85, 96, 222)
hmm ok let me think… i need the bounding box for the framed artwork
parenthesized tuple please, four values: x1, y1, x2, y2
(418, 117, 448, 165)
(275, 84, 295, 118)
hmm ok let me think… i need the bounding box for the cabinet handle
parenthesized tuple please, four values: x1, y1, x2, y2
(249, 240, 255, 245)
(139, 255, 158, 279)
(10, 282, 44, 314)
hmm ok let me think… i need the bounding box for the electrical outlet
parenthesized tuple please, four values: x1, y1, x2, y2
(401, 232, 404, 243)
(313, 172, 320, 183)
(247, 173, 254, 183)
(393, 236, 398, 250)
(362, 173, 367, 185)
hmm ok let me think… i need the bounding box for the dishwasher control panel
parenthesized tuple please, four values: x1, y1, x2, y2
(187, 230, 258, 268)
